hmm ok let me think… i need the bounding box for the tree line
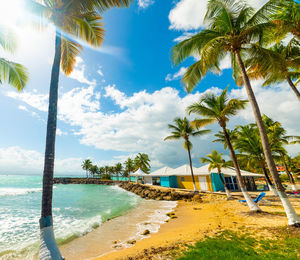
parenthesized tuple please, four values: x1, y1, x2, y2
(81, 153, 151, 179)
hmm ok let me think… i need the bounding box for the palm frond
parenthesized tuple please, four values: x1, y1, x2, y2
(190, 118, 215, 129)
(0, 27, 17, 53)
(0, 58, 29, 91)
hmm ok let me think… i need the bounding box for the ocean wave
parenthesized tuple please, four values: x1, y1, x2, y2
(0, 188, 42, 197)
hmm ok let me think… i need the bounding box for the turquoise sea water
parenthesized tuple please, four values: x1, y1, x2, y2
(0, 175, 141, 259)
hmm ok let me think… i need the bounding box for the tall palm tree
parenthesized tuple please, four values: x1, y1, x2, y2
(0, 27, 28, 90)
(201, 150, 233, 199)
(134, 153, 151, 173)
(173, 0, 299, 226)
(164, 117, 210, 192)
(124, 157, 135, 181)
(81, 159, 92, 178)
(27, 0, 132, 258)
(243, 40, 300, 101)
(234, 124, 278, 196)
(98, 166, 105, 178)
(187, 88, 261, 211)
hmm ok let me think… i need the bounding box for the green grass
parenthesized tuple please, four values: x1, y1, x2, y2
(177, 231, 300, 260)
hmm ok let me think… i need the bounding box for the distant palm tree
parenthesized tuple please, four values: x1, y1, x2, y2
(124, 158, 135, 181)
(174, 0, 299, 225)
(0, 27, 28, 90)
(82, 159, 92, 178)
(187, 88, 261, 211)
(201, 150, 233, 199)
(134, 153, 151, 173)
(243, 40, 300, 101)
(164, 117, 210, 192)
(114, 162, 123, 181)
(98, 166, 105, 178)
(27, 0, 132, 257)
(89, 165, 98, 178)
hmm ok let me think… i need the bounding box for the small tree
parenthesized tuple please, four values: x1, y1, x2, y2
(82, 159, 92, 178)
(164, 117, 210, 192)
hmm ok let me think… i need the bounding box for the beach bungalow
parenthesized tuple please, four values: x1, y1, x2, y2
(130, 168, 152, 184)
(150, 167, 177, 188)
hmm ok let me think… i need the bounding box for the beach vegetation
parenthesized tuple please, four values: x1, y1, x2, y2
(164, 117, 211, 192)
(82, 159, 93, 178)
(134, 153, 151, 174)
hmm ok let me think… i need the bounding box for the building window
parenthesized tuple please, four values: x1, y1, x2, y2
(181, 177, 184, 181)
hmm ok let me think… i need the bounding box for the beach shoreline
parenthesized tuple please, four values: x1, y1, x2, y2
(59, 198, 177, 260)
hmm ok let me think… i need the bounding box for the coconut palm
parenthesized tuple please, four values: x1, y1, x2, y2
(173, 0, 299, 226)
(134, 153, 151, 174)
(0, 27, 28, 90)
(201, 150, 233, 199)
(98, 166, 105, 178)
(82, 159, 92, 178)
(27, 0, 132, 258)
(187, 88, 261, 211)
(234, 124, 278, 196)
(114, 162, 123, 181)
(263, 115, 299, 191)
(243, 40, 300, 101)
(164, 117, 210, 192)
(213, 130, 237, 150)
(89, 165, 98, 178)
(124, 158, 135, 180)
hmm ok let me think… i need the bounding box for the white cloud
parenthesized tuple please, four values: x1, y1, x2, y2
(0, 146, 82, 175)
(6, 82, 300, 170)
(169, 0, 269, 31)
(69, 57, 96, 86)
(18, 105, 28, 112)
(173, 32, 196, 42)
(138, 0, 154, 9)
(165, 67, 187, 81)
(97, 67, 104, 77)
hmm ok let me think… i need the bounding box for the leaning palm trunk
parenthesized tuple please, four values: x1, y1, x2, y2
(262, 165, 278, 196)
(187, 144, 197, 192)
(39, 31, 63, 259)
(217, 169, 233, 199)
(222, 126, 261, 211)
(286, 76, 300, 102)
(236, 52, 300, 226)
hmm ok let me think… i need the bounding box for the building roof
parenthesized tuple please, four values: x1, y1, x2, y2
(150, 166, 174, 176)
(130, 168, 148, 176)
(170, 164, 209, 176)
(197, 164, 264, 177)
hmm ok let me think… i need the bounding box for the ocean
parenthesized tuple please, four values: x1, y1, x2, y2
(0, 175, 143, 259)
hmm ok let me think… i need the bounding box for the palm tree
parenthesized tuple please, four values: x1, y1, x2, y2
(114, 162, 123, 181)
(81, 159, 92, 178)
(124, 158, 135, 181)
(263, 115, 299, 191)
(164, 117, 210, 192)
(89, 165, 98, 178)
(98, 166, 105, 178)
(187, 88, 261, 211)
(243, 40, 300, 101)
(27, 0, 132, 258)
(173, 0, 299, 226)
(201, 150, 233, 199)
(234, 124, 278, 196)
(134, 153, 151, 174)
(0, 27, 28, 90)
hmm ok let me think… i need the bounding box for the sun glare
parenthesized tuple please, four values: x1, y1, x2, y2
(0, 0, 24, 27)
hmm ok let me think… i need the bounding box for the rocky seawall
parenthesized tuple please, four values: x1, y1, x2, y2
(119, 182, 195, 201)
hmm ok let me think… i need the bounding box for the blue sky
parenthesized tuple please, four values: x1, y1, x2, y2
(0, 0, 299, 175)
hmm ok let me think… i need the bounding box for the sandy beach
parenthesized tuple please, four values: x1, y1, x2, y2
(57, 191, 300, 260)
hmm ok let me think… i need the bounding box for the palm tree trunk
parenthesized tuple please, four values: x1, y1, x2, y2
(262, 164, 278, 196)
(286, 76, 300, 102)
(282, 156, 298, 191)
(236, 52, 300, 226)
(186, 142, 197, 192)
(217, 168, 233, 199)
(221, 126, 261, 211)
(39, 31, 63, 259)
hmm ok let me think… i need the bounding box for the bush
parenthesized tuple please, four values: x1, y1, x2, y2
(100, 174, 111, 180)
(279, 174, 289, 182)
